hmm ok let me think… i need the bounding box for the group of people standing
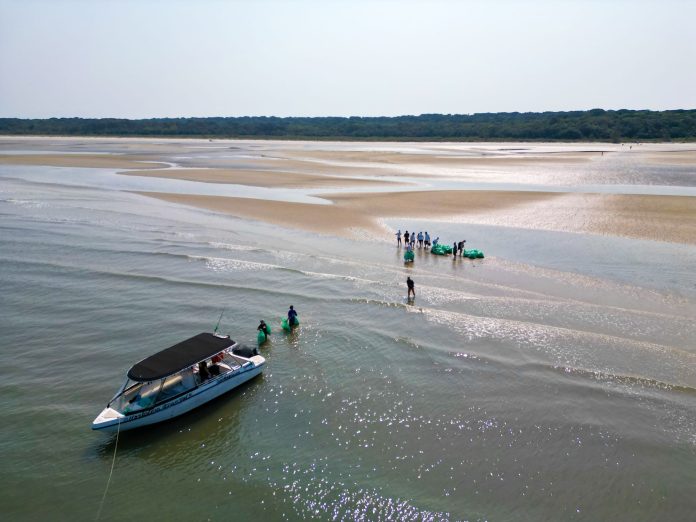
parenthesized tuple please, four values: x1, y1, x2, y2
(396, 230, 433, 249)
(397, 229, 475, 301)
(396, 229, 466, 257)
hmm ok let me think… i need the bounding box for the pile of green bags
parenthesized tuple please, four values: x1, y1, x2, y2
(462, 249, 485, 259)
(430, 243, 485, 258)
(404, 250, 414, 262)
(431, 244, 453, 255)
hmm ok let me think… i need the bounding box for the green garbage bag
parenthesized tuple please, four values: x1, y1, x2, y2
(281, 316, 300, 332)
(404, 250, 414, 262)
(257, 330, 267, 344)
(433, 245, 452, 255)
(463, 249, 485, 259)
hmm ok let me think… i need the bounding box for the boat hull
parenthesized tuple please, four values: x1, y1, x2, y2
(92, 358, 264, 432)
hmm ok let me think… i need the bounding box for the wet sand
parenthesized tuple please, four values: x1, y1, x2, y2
(0, 153, 166, 170)
(139, 189, 696, 245)
(279, 148, 597, 167)
(139, 191, 381, 235)
(644, 150, 696, 165)
(3, 138, 696, 245)
(121, 168, 401, 188)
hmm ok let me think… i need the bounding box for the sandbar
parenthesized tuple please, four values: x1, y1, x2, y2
(121, 168, 401, 188)
(3, 138, 694, 245)
(138, 189, 696, 245)
(644, 150, 696, 165)
(0, 153, 166, 170)
(138, 191, 380, 236)
(279, 149, 596, 167)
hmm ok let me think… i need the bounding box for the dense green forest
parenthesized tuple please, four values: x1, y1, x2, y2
(1, 109, 695, 141)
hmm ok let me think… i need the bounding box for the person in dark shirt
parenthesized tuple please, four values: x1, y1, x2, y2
(453, 241, 458, 257)
(257, 320, 269, 335)
(288, 305, 298, 326)
(406, 277, 415, 299)
(404, 230, 410, 245)
(198, 361, 210, 382)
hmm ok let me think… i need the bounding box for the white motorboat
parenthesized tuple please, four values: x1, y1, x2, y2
(92, 332, 265, 432)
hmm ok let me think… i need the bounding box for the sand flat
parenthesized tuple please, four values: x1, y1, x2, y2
(3, 138, 694, 245)
(138, 189, 696, 245)
(643, 150, 696, 165)
(194, 156, 416, 178)
(138, 191, 381, 236)
(121, 168, 401, 188)
(0, 153, 166, 170)
(279, 149, 596, 167)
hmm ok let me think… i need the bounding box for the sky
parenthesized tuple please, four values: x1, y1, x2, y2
(1, 0, 695, 118)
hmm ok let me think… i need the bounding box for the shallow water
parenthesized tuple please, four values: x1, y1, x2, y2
(1, 142, 695, 521)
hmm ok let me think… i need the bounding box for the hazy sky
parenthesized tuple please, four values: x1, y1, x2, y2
(1, 0, 695, 118)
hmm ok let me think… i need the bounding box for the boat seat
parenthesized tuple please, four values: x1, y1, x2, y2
(158, 374, 194, 400)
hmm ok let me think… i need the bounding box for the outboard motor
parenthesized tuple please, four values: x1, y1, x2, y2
(232, 344, 259, 358)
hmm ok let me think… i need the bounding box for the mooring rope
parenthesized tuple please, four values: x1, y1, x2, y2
(95, 416, 121, 521)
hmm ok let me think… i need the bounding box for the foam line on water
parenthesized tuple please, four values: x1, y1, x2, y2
(188, 254, 280, 272)
(414, 306, 696, 387)
(541, 363, 696, 396)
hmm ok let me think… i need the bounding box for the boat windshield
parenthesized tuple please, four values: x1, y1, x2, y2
(109, 367, 196, 413)
(112, 379, 163, 414)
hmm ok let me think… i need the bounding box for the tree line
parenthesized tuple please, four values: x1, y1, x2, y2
(1, 109, 695, 141)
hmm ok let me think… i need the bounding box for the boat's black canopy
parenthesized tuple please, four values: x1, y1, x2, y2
(127, 333, 235, 382)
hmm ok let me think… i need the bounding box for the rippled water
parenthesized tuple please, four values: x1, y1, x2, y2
(1, 149, 695, 521)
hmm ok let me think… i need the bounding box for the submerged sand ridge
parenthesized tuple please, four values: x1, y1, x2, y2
(2, 138, 696, 245)
(120, 168, 402, 188)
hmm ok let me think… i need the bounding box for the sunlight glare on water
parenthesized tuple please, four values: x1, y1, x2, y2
(1, 142, 695, 521)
